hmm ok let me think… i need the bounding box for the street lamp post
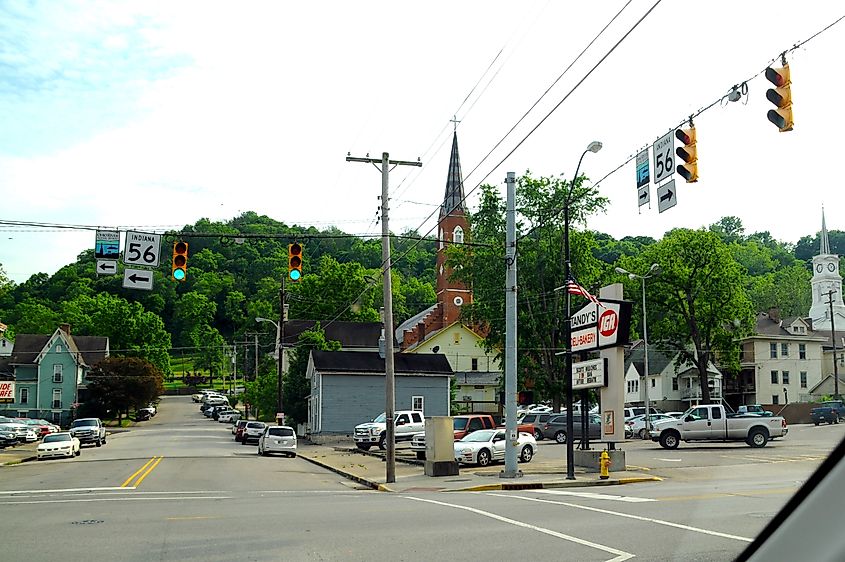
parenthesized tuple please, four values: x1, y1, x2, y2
(615, 264, 660, 435)
(256, 316, 283, 417)
(562, 140, 602, 480)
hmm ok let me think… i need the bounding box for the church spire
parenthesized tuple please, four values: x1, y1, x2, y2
(441, 131, 464, 217)
(821, 206, 831, 255)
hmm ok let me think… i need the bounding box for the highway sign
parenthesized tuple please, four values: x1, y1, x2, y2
(96, 259, 118, 276)
(122, 268, 154, 291)
(637, 186, 650, 207)
(657, 179, 677, 213)
(94, 230, 120, 259)
(123, 231, 162, 267)
(652, 131, 675, 184)
(635, 149, 650, 188)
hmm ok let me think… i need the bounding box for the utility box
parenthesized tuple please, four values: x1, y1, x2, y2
(424, 416, 459, 477)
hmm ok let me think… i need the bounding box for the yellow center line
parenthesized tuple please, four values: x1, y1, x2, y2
(133, 456, 164, 488)
(121, 457, 160, 488)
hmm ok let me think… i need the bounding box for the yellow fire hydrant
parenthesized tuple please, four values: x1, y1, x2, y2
(599, 450, 611, 480)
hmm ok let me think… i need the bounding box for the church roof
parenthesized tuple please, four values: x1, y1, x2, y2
(441, 132, 464, 217)
(395, 304, 437, 344)
(821, 208, 832, 255)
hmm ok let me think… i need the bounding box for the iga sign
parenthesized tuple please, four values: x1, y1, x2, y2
(0, 381, 14, 403)
(572, 358, 607, 390)
(570, 299, 632, 352)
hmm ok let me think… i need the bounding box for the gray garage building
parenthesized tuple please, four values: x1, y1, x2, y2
(306, 350, 452, 437)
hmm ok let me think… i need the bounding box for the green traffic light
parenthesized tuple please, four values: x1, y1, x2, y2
(174, 269, 186, 281)
(289, 269, 301, 281)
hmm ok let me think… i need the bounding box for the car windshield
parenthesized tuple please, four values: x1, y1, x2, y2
(453, 418, 469, 430)
(460, 430, 496, 443)
(71, 420, 97, 427)
(43, 434, 70, 443)
(371, 413, 386, 423)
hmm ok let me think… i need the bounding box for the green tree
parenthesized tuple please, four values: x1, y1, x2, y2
(623, 229, 754, 403)
(451, 172, 608, 408)
(285, 324, 341, 425)
(173, 292, 217, 347)
(86, 357, 164, 423)
(287, 255, 381, 322)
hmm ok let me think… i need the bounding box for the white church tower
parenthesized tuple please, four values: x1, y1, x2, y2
(809, 209, 845, 331)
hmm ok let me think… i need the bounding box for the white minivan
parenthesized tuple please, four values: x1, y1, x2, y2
(258, 425, 297, 457)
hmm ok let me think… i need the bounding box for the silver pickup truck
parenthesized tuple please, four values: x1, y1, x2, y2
(651, 404, 787, 449)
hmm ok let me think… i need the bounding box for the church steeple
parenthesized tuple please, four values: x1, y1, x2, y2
(821, 207, 831, 255)
(436, 130, 471, 326)
(809, 208, 845, 331)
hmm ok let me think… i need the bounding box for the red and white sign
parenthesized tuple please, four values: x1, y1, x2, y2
(570, 300, 632, 352)
(0, 381, 14, 401)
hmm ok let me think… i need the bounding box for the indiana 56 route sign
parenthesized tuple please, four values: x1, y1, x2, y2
(123, 231, 162, 267)
(652, 131, 675, 184)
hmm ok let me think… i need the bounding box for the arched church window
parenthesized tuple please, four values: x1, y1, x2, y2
(453, 226, 464, 244)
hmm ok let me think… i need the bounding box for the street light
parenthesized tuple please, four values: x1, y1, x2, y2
(256, 316, 284, 418)
(615, 263, 660, 434)
(562, 140, 602, 480)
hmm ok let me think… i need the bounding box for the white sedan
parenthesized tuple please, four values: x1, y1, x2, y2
(37, 432, 81, 460)
(218, 410, 242, 423)
(454, 429, 536, 467)
(627, 413, 677, 439)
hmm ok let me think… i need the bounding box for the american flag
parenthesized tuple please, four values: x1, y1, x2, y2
(565, 279, 603, 307)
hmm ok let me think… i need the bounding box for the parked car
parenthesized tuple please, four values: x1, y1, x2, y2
(453, 429, 536, 467)
(139, 404, 157, 417)
(20, 419, 57, 438)
(241, 421, 267, 444)
(0, 428, 19, 448)
(737, 404, 774, 417)
(650, 404, 788, 448)
(257, 425, 297, 457)
(519, 413, 553, 440)
(0, 422, 38, 443)
(37, 432, 80, 460)
(136, 409, 152, 421)
(69, 418, 107, 446)
(233, 419, 248, 438)
(218, 410, 242, 423)
(624, 406, 662, 421)
(211, 406, 235, 420)
(541, 413, 602, 443)
(354, 411, 425, 450)
(628, 413, 678, 439)
(811, 401, 845, 425)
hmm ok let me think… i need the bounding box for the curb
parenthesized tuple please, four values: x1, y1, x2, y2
(447, 475, 662, 492)
(0, 454, 37, 466)
(297, 453, 385, 491)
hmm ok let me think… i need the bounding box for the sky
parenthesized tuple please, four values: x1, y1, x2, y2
(1, 0, 844, 284)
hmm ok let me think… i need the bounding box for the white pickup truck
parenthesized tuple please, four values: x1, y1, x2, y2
(650, 404, 788, 449)
(353, 410, 425, 450)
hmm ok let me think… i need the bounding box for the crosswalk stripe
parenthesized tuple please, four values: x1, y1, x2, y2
(532, 490, 656, 503)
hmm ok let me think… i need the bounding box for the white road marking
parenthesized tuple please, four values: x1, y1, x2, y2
(0, 486, 134, 495)
(491, 493, 753, 543)
(534, 490, 656, 503)
(655, 458, 682, 462)
(403, 496, 634, 562)
(0, 496, 232, 505)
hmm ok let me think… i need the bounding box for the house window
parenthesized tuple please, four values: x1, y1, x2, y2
(672, 377, 678, 391)
(53, 364, 63, 383)
(781, 343, 789, 357)
(772, 395, 779, 405)
(453, 226, 464, 244)
(20, 388, 28, 404)
(771, 370, 778, 384)
(56, 345, 62, 353)
(471, 358, 478, 371)
(800, 371, 808, 388)
(52, 389, 62, 409)
(51, 412, 61, 424)
(651, 378, 656, 388)
(782, 371, 790, 385)
(770, 343, 777, 358)
(412, 396, 424, 413)
(686, 379, 691, 389)
(799, 344, 806, 359)
(453, 332, 460, 344)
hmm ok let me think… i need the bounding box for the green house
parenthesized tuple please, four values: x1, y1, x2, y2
(0, 324, 108, 427)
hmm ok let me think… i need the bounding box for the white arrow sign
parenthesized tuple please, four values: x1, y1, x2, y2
(122, 268, 154, 291)
(96, 259, 118, 276)
(657, 180, 677, 213)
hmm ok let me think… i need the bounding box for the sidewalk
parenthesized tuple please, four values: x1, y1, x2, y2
(0, 441, 38, 465)
(297, 442, 661, 493)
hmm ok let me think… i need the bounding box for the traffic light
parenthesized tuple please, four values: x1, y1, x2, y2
(172, 241, 188, 282)
(675, 126, 698, 183)
(765, 64, 793, 132)
(288, 243, 302, 281)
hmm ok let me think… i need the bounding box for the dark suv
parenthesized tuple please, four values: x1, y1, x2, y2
(69, 418, 107, 447)
(541, 413, 601, 443)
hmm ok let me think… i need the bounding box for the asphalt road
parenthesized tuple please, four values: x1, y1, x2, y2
(0, 397, 841, 561)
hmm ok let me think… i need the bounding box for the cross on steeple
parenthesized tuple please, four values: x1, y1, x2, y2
(450, 115, 461, 133)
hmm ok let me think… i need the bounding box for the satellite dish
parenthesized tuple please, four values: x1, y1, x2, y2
(432, 346, 440, 353)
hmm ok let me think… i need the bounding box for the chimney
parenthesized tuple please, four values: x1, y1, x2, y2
(59, 323, 71, 335)
(767, 307, 781, 323)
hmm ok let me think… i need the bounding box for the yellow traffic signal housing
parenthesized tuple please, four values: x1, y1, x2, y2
(172, 241, 188, 282)
(288, 243, 303, 282)
(765, 64, 793, 132)
(675, 127, 698, 183)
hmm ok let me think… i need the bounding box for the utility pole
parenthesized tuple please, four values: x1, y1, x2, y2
(347, 151, 421, 484)
(825, 289, 840, 398)
(278, 278, 287, 422)
(501, 172, 519, 478)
